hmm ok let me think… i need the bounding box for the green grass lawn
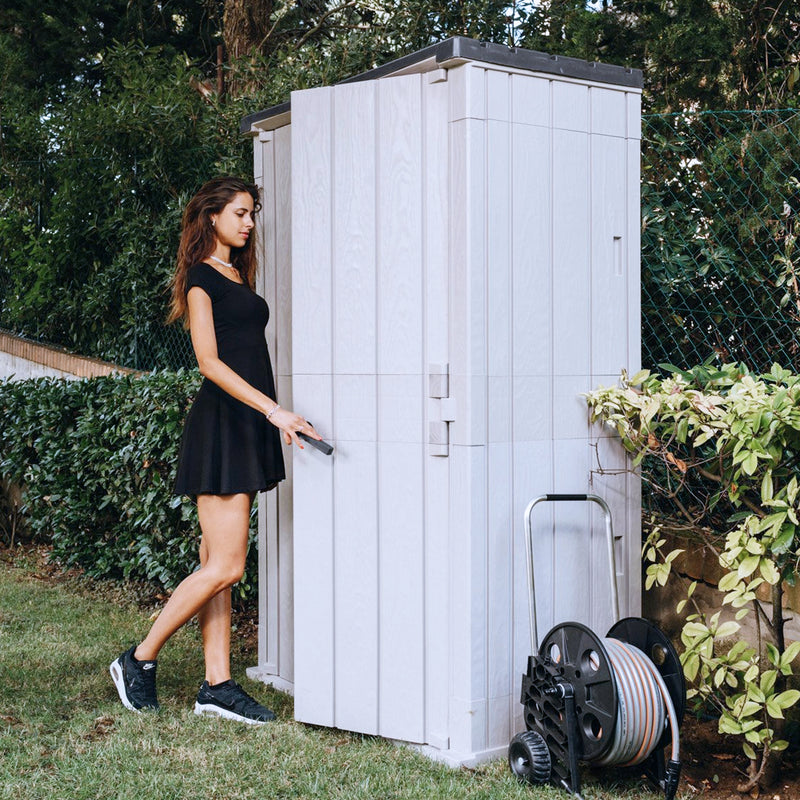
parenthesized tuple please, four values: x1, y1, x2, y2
(0, 552, 666, 800)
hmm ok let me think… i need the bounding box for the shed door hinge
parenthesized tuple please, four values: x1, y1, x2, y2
(428, 363, 452, 457)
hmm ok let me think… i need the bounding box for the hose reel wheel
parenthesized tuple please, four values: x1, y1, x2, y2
(508, 730, 551, 785)
(537, 621, 619, 761)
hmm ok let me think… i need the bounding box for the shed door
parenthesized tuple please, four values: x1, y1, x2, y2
(290, 71, 451, 745)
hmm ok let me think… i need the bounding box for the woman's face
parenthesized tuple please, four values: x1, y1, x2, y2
(212, 191, 255, 249)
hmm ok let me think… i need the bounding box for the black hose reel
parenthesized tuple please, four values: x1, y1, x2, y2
(508, 495, 685, 800)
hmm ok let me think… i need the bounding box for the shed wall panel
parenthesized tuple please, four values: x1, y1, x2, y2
(254, 128, 295, 687)
(486, 441, 513, 746)
(254, 135, 274, 675)
(590, 429, 631, 630)
(333, 439, 379, 734)
(275, 125, 294, 379)
(512, 441, 554, 668)
(626, 140, 642, 372)
(487, 376, 512, 443)
(511, 123, 551, 378)
(276, 384, 295, 681)
(292, 372, 335, 725)
(449, 118, 487, 380)
(424, 450, 451, 749)
(627, 92, 642, 140)
(552, 374, 590, 440)
(487, 69, 510, 121)
(422, 75, 451, 748)
(448, 443, 488, 755)
(511, 74, 550, 128)
(591, 134, 628, 375)
(552, 129, 590, 375)
(333, 374, 377, 442)
(552, 81, 589, 132)
(552, 441, 592, 627)
(423, 76, 450, 370)
(291, 88, 335, 721)
(275, 128, 296, 683)
(377, 75, 424, 376)
(487, 119, 512, 378)
(291, 87, 333, 375)
(590, 87, 627, 138)
(449, 62, 486, 122)
(333, 81, 377, 375)
(378, 442, 426, 741)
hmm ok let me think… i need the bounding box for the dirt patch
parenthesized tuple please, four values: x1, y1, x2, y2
(672, 715, 800, 799)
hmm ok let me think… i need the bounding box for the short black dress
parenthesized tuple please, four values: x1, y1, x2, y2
(173, 262, 285, 496)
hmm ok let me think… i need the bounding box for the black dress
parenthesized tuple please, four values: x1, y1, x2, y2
(173, 262, 285, 497)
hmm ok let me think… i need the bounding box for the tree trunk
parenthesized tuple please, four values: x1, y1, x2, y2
(222, 0, 275, 95)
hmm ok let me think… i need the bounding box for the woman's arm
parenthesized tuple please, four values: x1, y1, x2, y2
(187, 286, 319, 448)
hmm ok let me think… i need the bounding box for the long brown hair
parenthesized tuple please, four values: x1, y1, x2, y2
(167, 177, 262, 326)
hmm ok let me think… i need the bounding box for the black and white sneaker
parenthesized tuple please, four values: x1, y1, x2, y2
(109, 646, 159, 712)
(194, 680, 276, 725)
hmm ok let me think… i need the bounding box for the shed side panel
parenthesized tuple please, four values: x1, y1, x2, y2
(590, 133, 628, 374)
(376, 73, 426, 742)
(422, 72, 452, 751)
(486, 104, 514, 751)
(258, 134, 280, 677)
(292, 86, 334, 376)
(551, 114, 592, 627)
(291, 86, 336, 725)
(331, 80, 380, 735)
(273, 125, 296, 683)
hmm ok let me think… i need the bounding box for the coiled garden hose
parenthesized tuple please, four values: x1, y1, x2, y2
(592, 637, 682, 798)
(596, 638, 680, 767)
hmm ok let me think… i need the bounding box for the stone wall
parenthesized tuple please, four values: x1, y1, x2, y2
(643, 535, 800, 645)
(0, 330, 135, 381)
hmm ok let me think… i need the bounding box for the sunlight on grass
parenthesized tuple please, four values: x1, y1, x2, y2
(0, 559, 670, 800)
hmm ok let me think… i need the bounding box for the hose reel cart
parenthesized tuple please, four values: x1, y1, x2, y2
(508, 495, 685, 800)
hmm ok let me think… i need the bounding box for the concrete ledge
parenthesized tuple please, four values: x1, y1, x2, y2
(0, 329, 136, 380)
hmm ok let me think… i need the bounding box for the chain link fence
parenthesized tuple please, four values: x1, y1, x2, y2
(3, 111, 800, 373)
(0, 155, 195, 372)
(641, 109, 800, 373)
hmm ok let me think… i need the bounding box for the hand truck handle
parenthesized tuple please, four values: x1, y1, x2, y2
(524, 494, 619, 656)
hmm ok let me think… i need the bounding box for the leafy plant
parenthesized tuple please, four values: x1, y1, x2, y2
(0, 370, 259, 603)
(587, 362, 800, 792)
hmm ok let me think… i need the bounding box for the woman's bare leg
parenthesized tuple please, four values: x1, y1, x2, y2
(197, 529, 233, 684)
(134, 493, 251, 663)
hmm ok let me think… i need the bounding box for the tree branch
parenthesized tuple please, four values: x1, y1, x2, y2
(295, 1, 358, 49)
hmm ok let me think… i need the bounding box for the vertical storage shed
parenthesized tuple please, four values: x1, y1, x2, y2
(243, 37, 643, 765)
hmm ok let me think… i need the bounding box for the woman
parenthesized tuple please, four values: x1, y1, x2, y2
(110, 177, 320, 724)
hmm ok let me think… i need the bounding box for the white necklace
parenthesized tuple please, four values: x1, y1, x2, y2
(208, 254, 233, 269)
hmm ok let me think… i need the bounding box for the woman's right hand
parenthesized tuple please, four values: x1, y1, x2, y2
(266, 406, 323, 449)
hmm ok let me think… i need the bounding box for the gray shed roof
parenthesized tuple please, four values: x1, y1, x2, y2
(240, 36, 643, 134)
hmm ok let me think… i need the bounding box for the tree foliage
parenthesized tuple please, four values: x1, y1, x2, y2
(1, 43, 255, 367)
(0, 0, 221, 95)
(518, 0, 800, 112)
(588, 363, 800, 791)
(2, 0, 800, 366)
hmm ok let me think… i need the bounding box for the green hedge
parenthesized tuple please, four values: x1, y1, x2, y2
(0, 370, 258, 602)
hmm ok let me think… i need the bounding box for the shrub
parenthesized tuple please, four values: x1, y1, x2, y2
(587, 362, 800, 792)
(0, 370, 258, 603)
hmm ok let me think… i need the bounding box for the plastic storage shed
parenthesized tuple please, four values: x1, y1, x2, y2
(242, 37, 643, 765)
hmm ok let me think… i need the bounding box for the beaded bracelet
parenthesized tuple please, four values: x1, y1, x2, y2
(266, 404, 281, 420)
